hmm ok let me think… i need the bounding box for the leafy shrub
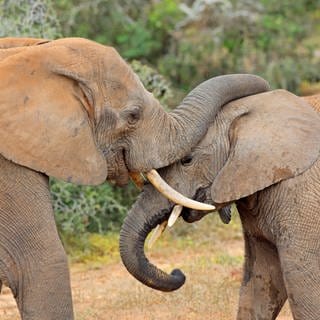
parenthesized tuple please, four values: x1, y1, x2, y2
(0, 0, 61, 38)
(53, 0, 320, 94)
(50, 179, 137, 235)
(158, 0, 320, 93)
(55, 0, 182, 61)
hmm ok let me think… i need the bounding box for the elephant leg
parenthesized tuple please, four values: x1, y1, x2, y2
(237, 234, 287, 320)
(278, 241, 320, 319)
(0, 156, 74, 320)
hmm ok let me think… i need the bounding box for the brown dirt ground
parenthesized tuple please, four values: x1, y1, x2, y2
(0, 244, 292, 320)
(0, 215, 293, 319)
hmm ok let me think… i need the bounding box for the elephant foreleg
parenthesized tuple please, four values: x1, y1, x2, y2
(278, 239, 320, 319)
(0, 156, 74, 320)
(237, 234, 287, 320)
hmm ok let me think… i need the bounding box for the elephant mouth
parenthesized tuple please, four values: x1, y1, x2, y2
(105, 148, 130, 186)
(181, 187, 213, 223)
(147, 186, 216, 248)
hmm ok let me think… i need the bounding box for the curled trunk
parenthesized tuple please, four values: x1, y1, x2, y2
(120, 196, 185, 291)
(129, 74, 270, 172)
(120, 74, 270, 291)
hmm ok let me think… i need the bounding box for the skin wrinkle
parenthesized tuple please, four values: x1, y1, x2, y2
(1, 37, 274, 315)
(0, 155, 73, 319)
(220, 134, 320, 319)
(125, 101, 166, 171)
(0, 39, 270, 184)
(4, 38, 155, 185)
(120, 90, 320, 319)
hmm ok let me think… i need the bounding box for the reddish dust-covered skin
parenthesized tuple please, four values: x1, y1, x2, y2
(303, 93, 320, 112)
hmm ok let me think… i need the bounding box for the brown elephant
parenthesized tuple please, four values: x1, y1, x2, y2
(0, 37, 269, 320)
(304, 93, 320, 111)
(120, 91, 320, 319)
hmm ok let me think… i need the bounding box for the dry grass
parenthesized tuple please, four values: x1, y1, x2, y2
(0, 213, 292, 319)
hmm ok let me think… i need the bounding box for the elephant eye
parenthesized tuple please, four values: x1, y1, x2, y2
(125, 106, 141, 125)
(181, 154, 193, 166)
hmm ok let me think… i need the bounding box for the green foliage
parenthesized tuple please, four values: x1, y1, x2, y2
(55, 0, 182, 61)
(158, 0, 320, 92)
(53, 0, 320, 94)
(0, 0, 61, 38)
(60, 232, 119, 263)
(50, 178, 138, 235)
(130, 60, 174, 108)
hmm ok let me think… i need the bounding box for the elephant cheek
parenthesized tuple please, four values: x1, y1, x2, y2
(105, 149, 129, 186)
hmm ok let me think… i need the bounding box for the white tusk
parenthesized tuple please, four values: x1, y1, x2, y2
(147, 221, 167, 249)
(146, 169, 216, 211)
(168, 205, 183, 227)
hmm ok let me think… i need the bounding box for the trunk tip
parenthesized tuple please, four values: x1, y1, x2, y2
(168, 269, 186, 291)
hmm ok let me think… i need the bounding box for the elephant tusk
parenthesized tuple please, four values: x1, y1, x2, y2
(145, 169, 216, 211)
(168, 205, 183, 227)
(147, 221, 168, 249)
(129, 172, 146, 190)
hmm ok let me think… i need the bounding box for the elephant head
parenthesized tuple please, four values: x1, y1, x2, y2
(119, 89, 320, 291)
(0, 37, 269, 203)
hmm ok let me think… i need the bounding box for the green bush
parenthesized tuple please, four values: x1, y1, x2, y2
(53, 0, 320, 93)
(157, 0, 320, 93)
(55, 0, 182, 62)
(50, 180, 135, 234)
(0, 0, 61, 38)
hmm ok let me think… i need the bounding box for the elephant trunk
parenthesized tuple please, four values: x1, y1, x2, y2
(120, 74, 269, 291)
(164, 74, 269, 165)
(119, 195, 185, 291)
(129, 74, 269, 172)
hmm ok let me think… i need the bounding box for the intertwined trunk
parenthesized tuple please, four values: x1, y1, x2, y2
(132, 74, 270, 172)
(120, 74, 270, 291)
(120, 189, 186, 291)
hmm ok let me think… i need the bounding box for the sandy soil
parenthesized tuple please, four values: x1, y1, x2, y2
(0, 237, 292, 320)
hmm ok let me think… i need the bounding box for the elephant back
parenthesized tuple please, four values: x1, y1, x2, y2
(303, 94, 320, 113)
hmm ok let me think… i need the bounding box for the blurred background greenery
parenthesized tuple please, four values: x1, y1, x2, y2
(1, 0, 319, 259)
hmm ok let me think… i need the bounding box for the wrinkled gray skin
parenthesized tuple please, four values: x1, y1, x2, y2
(0, 37, 270, 187)
(0, 38, 269, 319)
(120, 90, 320, 319)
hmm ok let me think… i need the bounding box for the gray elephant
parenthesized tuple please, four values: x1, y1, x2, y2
(120, 90, 320, 319)
(0, 37, 269, 319)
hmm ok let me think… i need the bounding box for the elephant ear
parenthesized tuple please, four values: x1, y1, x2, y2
(0, 41, 107, 185)
(211, 89, 320, 203)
